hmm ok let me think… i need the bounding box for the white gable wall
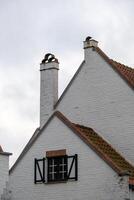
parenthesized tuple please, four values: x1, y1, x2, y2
(10, 116, 129, 200)
(0, 154, 9, 197)
(56, 47, 134, 164)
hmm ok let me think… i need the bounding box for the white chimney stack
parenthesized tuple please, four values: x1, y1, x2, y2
(83, 36, 98, 49)
(83, 36, 98, 61)
(40, 53, 59, 127)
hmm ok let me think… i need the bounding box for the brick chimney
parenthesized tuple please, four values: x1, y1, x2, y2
(40, 53, 59, 127)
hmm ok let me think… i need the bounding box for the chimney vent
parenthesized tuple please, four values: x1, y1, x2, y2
(41, 53, 59, 64)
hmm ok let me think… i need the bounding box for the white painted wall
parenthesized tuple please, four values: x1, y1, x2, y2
(56, 47, 134, 164)
(0, 154, 9, 197)
(10, 116, 129, 200)
(130, 189, 134, 200)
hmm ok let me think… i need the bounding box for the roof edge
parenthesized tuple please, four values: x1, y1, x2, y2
(54, 61, 85, 108)
(94, 47, 134, 89)
(55, 111, 124, 175)
(55, 46, 133, 110)
(10, 113, 62, 173)
(0, 152, 12, 156)
(10, 128, 40, 173)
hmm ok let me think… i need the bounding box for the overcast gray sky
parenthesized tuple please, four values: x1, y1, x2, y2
(0, 0, 134, 166)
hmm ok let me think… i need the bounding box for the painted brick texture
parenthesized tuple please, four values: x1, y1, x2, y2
(10, 117, 129, 200)
(0, 155, 9, 197)
(40, 62, 59, 127)
(56, 47, 134, 164)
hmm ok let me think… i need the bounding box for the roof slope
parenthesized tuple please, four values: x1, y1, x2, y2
(74, 124, 134, 177)
(111, 59, 134, 87)
(95, 47, 134, 88)
(10, 111, 134, 178)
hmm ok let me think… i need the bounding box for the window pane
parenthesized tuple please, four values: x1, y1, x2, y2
(49, 166, 53, 172)
(49, 159, 53, 165)
(48, 156, 67, 182)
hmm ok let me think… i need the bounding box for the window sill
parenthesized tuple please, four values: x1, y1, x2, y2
(45, 180, 68, 184)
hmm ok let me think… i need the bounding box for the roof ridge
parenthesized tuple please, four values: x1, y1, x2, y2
(110, 59, 133, 69)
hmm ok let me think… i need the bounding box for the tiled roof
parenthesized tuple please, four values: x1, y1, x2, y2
(110, 59, 134, 87)
(73, 124, 134, 178)
(95, 47, 134, 88)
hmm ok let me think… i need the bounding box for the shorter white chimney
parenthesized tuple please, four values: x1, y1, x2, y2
(83, 36, 98, 61)
(83, 36, 98, 49)
(40, 53, 59, 127)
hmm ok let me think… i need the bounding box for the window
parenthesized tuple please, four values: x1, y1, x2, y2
(34, 154, 78, 184)
(48, 156, 67, 182)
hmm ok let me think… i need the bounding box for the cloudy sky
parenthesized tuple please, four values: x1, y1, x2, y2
(0, 0, 134, 166)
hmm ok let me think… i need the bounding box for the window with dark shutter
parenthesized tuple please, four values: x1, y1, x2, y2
(34, 153, 78, 184)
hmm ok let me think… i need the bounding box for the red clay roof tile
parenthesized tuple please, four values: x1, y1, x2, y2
(73, 123, 134, 178)
(110, 59, 134, 87)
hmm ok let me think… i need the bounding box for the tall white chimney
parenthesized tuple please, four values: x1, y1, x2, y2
(40, 53, 59, 127)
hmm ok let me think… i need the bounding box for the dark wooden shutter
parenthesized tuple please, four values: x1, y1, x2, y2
(34, 158, 45, 183)
(67, 154, 78, 181)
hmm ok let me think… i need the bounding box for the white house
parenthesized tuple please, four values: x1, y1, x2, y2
(2, 37, 134, 200)
(0, 146, 12, 199)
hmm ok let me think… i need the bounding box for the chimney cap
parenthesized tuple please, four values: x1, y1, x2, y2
(41, 53, 59, 64)
(85, 36, 92, 41)
(84, 36, 98, 48)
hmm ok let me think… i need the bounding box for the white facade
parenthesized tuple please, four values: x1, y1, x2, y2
(56, 46, 134, 164)
(0, 154, 10, 199)
(8, 38, 134, 199)
(9, 116, 129, 200)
